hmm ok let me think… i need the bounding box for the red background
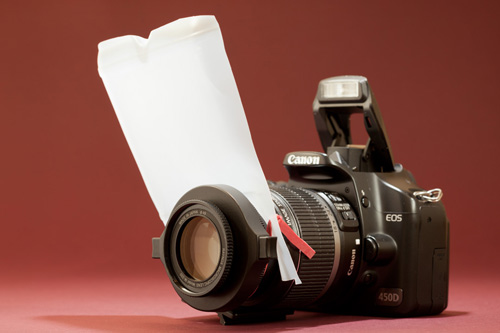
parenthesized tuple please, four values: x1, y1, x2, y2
(1, 1, 499, 331)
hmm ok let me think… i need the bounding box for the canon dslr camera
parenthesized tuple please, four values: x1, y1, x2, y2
(152, 76, 449, 325)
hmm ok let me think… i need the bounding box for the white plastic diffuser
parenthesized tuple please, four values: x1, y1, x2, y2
(97, 15, 300, 283)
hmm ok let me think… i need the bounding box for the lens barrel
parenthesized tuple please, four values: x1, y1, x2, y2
(269, 185, 338, 306)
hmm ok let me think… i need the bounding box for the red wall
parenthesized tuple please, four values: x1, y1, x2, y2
(1, 1, 499, 282)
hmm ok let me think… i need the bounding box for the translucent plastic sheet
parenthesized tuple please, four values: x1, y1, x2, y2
(97, 16, 300, 283)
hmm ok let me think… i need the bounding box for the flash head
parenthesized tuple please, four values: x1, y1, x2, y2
(316, 76, 368, 103)
(313, 75, 395, 172)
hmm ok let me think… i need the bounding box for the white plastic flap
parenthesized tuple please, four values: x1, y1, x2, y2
(97, 16, 300, 283)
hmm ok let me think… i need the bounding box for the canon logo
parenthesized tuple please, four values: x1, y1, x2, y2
(287, 154, 320, 165)
(347, 249, 356, 276)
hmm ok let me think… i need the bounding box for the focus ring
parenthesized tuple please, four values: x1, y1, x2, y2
(270, 186, 335, 306)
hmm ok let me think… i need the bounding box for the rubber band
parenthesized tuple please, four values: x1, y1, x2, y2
(268, 215, 316, 259)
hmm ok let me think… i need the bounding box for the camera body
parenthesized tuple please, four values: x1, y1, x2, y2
(280, 150, 449, 317)
(153, 76, 449, 324)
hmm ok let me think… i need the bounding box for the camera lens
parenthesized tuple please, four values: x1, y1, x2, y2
(245, 185, 362, 309)
(159, 184, 361, 315)
(179, 216, 221, 281)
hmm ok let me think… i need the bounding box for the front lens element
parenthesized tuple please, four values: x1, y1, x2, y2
(179, 216, 221, 281)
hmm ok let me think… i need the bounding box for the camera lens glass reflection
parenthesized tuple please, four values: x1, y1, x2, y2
(179, 216, 221, 281)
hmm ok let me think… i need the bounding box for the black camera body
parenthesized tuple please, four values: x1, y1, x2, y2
(153, 76, 449, 325)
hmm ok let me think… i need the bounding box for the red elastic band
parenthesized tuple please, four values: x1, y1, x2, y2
(267, 215, 316, 259)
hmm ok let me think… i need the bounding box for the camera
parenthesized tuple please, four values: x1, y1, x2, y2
(152, 76, 449, 325)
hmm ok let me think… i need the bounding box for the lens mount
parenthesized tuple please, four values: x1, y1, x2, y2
(168, 201, 233, 296)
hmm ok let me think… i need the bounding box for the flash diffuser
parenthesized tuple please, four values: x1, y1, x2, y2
(97, 16, 300, 283)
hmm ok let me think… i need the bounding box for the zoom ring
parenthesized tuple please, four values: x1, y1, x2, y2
(271, 186, 335, 307)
